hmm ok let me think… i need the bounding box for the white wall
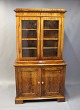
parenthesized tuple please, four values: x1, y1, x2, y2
(0, 0, 80, 85)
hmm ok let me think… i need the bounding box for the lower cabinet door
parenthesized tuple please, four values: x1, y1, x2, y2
(41, 67, 62, 96)
(18, 67, 41, 97)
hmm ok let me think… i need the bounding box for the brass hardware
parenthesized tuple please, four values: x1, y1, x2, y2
(38, 82, 40, 84)
(42, 81, 44, 84)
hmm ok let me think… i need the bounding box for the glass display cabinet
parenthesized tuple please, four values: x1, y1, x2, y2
(14, 8, 67, 104)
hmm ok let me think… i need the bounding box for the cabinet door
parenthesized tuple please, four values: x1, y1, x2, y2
(18, 67, 41, 97)
(18, 17, 40, 60)
(41, 67, 62, 96)
(41, 17, 61, 59)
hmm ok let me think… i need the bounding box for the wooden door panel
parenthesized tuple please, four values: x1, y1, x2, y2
(41, 67, 60, 96)
(18, 67, 41, 97)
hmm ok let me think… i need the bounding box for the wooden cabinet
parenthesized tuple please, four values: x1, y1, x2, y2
(14, 8, 67, 104)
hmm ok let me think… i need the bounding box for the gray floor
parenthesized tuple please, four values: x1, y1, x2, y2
(0, 84, 80, 110)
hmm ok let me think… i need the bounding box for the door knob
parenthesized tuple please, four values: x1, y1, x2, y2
(42, 81, 44, 84)
(38, 82, 40, 84)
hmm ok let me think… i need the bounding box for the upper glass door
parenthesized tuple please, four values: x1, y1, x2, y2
(41, 17, 61, 59)
(20, 17, 40, 60)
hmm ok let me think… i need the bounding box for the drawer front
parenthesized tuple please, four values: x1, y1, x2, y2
(42, 66, 64, 71)
(19, 67, 38, 72)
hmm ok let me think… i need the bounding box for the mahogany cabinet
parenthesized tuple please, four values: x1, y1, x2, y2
(14, 8, 67, 104)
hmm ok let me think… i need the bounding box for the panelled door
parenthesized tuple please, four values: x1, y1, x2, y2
(41, 17, 61, 59)
(41, 67, 61, 96)
(18, 67, 41, 97)
(19, 17, 40, 60)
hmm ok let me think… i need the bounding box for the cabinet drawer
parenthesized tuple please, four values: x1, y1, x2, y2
(19, 67, 39, 72)
(42, 66, 64, 71)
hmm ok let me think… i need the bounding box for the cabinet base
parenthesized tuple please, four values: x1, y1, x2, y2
(15, 96, 65, 104)
(57, 98, 65, 102)
(15, 99, 23, 104)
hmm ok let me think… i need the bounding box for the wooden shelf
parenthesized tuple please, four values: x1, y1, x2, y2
(22, 38, 58, 40)
(22, 38, 37, 40)
(43, 29, 59, 30)
(22, 29, 37, 30)
(43, 47, 58, 49)
(43, 38, 58, 40)
(22, 47, 37, 49)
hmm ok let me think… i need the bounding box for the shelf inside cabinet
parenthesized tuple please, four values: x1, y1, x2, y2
(43, 29, 59, 30)
(22, 29, 37, 30)
(22, 38, 37, 40)
(22, 47, 37, 49)
(43, 38, 58, 40)
(43, 47, 58, 49)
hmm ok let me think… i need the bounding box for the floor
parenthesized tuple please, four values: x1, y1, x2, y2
(0, 84, 80, 110)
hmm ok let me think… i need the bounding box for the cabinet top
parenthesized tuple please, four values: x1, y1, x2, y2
(14, 8, 67, 13)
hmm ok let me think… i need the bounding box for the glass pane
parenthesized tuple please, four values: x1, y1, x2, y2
(22, 20, 37, 29)
(22, 40, 37, 47)
(44, 20, 59, 29)
(22, 30, 37, 38)
(22, 49, 37, 57)
(44, 40, 58, 47)
(44, 30, 58, 38)
(43, 49, 58, 57)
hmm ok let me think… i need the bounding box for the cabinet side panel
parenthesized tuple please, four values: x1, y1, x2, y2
(15, 67, 23, 97)
(15, 67, 19, 97)
(59, 66, 66, 96)
(18, 67, 23, 96)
